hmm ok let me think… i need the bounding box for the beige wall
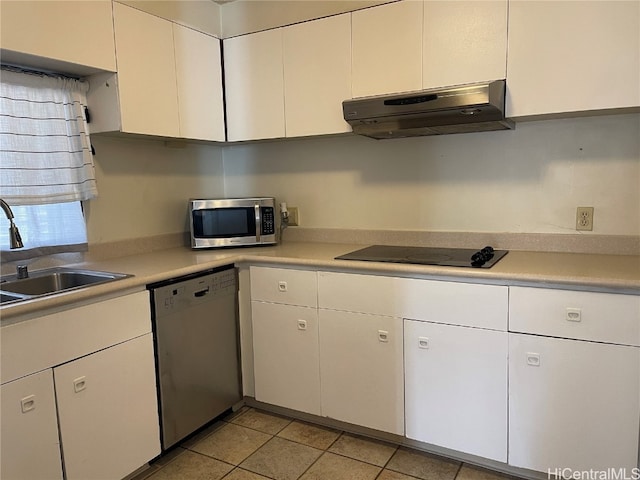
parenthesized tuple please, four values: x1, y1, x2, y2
(86, 136, 225, 244)
(83, 113, 639, 246)
(222, 113, 640, 236)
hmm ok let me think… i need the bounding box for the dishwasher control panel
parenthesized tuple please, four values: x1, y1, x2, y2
(152, 267, 237, 318)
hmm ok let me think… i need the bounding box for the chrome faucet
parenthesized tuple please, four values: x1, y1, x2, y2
(0, 199, 24, 249)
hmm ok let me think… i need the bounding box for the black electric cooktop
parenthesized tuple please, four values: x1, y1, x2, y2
(335, 245, 508, 269)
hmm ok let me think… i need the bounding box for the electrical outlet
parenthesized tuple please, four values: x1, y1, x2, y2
(576, 207, 594, 231)
(288, 207, 299, 226)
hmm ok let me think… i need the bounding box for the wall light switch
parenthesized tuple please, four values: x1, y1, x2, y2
(288, 207, 299, 226)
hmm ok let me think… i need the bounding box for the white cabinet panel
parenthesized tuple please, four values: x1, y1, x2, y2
(224, 29, 286, 141)
(509, 287, 640, 346)
(319, 309, 404, 435)
(318, 272, 508, 331)
(404, 320, 507, 462)
(252, 301, 321, 415)
(174, 24, 225, 141)
(112, 2, 180, 137)
(0, 370, 63, 480)
(423, 1, 507, 89)
(352, 1, 423, 97)
(318, 271, 396, 315)
(283, 14, 352, 137)
(251, 266, 317, 307)
(90, 4, 225, 140)
(54, 333, 160, 480)
(1, 291, 151, 384)
(0, 1, 116, 73)
(506, 1, 640, 117)
(509, 333, 639, 472)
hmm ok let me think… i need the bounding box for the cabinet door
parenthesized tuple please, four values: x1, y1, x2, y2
(506, 1, 640, 117)
(113, 3, 180, 137)
(0, 1, 116, 73)
(509, 333, 640, 472)
(1, 370, 63, 480)
(404, 320, 507, 462)
(283, 14, 352, 137)
(252, 301, 321, 415)
(423, 1, 507, 89)
(352, 1, 423, 97)
(54, 333, 160, 480)
(224, 29, 286, 141)
(174, 24, 225, 141)
(319, 309, 404, 435)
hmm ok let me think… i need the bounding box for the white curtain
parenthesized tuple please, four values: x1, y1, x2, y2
(0, 68, 98, 204)
(0, 68, 97, 258)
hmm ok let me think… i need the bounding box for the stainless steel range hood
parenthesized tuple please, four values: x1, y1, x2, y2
(342, 80, 514, 139)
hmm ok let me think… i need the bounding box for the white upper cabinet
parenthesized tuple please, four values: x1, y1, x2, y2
(112, 2, 180, 137)
(173, 23, 225, 142)
(0, 1, 116, 74)
(89, 3, 225, 141)
(224, 29, 286, 141)
(506, 1, 640, 118)
(283, 14, 352, 137)
(423, 1, 507, 89)
(351, 1, 423, 98)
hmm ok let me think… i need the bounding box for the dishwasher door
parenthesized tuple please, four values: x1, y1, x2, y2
(150, 265, 241, 450)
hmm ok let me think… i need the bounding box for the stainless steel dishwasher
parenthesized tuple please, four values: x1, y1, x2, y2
(149, 265, 242, 450)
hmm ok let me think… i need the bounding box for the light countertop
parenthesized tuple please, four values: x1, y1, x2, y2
(2, 241, 639, 322)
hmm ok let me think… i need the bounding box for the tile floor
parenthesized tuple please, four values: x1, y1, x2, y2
(135, 407, 523, 480)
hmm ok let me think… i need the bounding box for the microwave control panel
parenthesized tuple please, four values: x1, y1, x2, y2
(262, 207, 275, 235)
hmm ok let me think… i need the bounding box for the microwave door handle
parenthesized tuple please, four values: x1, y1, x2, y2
(254, 204, 261, 242)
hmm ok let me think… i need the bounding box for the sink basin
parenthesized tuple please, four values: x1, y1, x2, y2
(0, 268, 132, 303)
(0, 292, 27, 305)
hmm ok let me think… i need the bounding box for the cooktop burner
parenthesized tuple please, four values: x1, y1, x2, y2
(335, 245, 508, 268)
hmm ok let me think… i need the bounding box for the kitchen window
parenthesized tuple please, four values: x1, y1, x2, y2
(0, 67, 97, 260)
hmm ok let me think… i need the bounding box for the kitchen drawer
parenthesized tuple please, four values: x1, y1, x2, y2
(509, 287, 640, 346)
(250, 266, 317, 307)
(318, 272, 508, 331)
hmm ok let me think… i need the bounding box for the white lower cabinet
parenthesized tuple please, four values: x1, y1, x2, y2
(508, 333, 640, 472)
(508, 286, 640, 472)
(251, 301, 321, 415)
(318, 309, 404, 435)
(0, 291, 160, 480)
(404, 320, 507, 462)
(0, 370, 63, 480)
(250, 266, 639, 472)
(54, 333, 160, 480)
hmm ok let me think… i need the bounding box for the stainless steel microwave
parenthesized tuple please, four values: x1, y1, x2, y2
(189, 197, 276, 249)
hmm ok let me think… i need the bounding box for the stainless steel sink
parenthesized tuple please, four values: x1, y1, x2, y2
(0, 268, 132, 305)
(0, 292, 28, 305)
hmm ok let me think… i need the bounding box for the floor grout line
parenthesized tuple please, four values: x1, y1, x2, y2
(143, 407, 526, 480)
